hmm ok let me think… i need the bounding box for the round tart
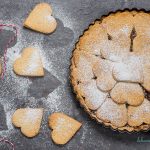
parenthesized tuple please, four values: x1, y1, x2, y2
(70, 11, 150, 132)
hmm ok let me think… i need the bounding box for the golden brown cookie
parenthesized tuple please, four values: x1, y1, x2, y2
(72, 51, 98, 83)
(142, 64, 150, 92)
(96, 98, 127, 127)
(70, 10, 150, 132)
(78, 80, 108, 110)
(79, 23, 107, 56)
(112, 55, 143, 83)
(12, 108, 43, 137)
(48, 113, 82, 145)
(93, 59, 116, 92)
(13, 47, 44, 77)
(110, 82, 144, 106)
(128, 99, 150, 127)
(24, 3, 57, 34)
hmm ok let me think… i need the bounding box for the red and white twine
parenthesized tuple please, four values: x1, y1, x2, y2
(0, 24, 18, 79)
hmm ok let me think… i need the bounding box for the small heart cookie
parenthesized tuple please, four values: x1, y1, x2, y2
(96, 98, 127, 127)
(110, 82, 144, 106)
(24, 3, 57, 34)
(72, 51, 98, 83)
(12, 108, 43, 137)
(93, 59, 116, 92)
(128, 99, 150, 127)
(113, 55, 143, 83)
(49, 113, 82, 145)
(79, 80, 108, 110)
(13, 47, 44, 76)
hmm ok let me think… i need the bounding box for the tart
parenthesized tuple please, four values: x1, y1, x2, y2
(70, 10, 150, 132)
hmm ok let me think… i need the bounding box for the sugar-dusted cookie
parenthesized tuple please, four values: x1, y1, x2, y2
(79, 80, 108, 110)
(72, 51, 98, 83)
(128, 99, 150, 127)
(110, 82, 144, 106)
(49, 113, 82, 145)
(96, 98, 127, 127)
(93, 59, 116, 92)
(113, 55, 143, 83)
(142, 64, 150, 92)
(12, 108, 43, 137)
(24, 3, 57, 34)
(13, 47, 44, 76)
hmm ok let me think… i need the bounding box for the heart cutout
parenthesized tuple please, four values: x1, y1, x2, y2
(28, 69, 61, 98)
(13, 47, 44, 76)
(110, 82, 144, 106)
(128, 99, 150, 127)
(49, 113, 82, 145)
(24, 3, 57, 34)
(12, 108, 43, 137)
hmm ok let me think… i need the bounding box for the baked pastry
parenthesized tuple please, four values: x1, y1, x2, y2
(70, 10, 150, 132)
(48, 112, 82, 145)
(24, 3, 57, 34)
(12, 108, 43, 137)
(13, 47, 44, 77)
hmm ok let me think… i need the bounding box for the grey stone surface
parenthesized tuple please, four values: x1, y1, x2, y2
(0, 0, 150, 150)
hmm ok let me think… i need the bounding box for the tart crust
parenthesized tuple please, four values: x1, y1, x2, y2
(70, 10, 150, 132)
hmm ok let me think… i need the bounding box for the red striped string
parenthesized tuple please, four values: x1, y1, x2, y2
(0, 24, 18, 79)
(0, 138, 14, 150)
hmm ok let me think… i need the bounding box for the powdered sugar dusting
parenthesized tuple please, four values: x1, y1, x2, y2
(23, 48, 42, 74)
(128, 99, 150, 122)
(79, 80, 108, 110)
(23, 108, 43, 123)
(113, 55, 143, 83)
(120, 25, 130, 36)
(96, 98, 127, 127)
(45, 85, 64, 112)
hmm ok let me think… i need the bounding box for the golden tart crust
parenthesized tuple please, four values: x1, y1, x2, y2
(70, 10, 150, 132)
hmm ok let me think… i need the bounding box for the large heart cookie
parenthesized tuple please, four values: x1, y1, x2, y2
(13, 47, 44, 76)
(24, 3, 57, 34)
(49, 113, 82, 145)
(12, 108, 43, 137)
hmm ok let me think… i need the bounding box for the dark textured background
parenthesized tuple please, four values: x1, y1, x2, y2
(0, 0, 150, 150)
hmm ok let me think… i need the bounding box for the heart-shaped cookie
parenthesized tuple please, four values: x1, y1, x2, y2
(113, 55, 143, 83)
(128, 99, 150, 127)
(110, 82, 144, 106)
(96, 98, 127, 127)
(79, 80, 108, 110)
(93, 59, 116, 92)
(13, 47, 44, 76)
(24, 3, 57, 34)
(12, 108, 43, 137)
(49, 113, 82, 145)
